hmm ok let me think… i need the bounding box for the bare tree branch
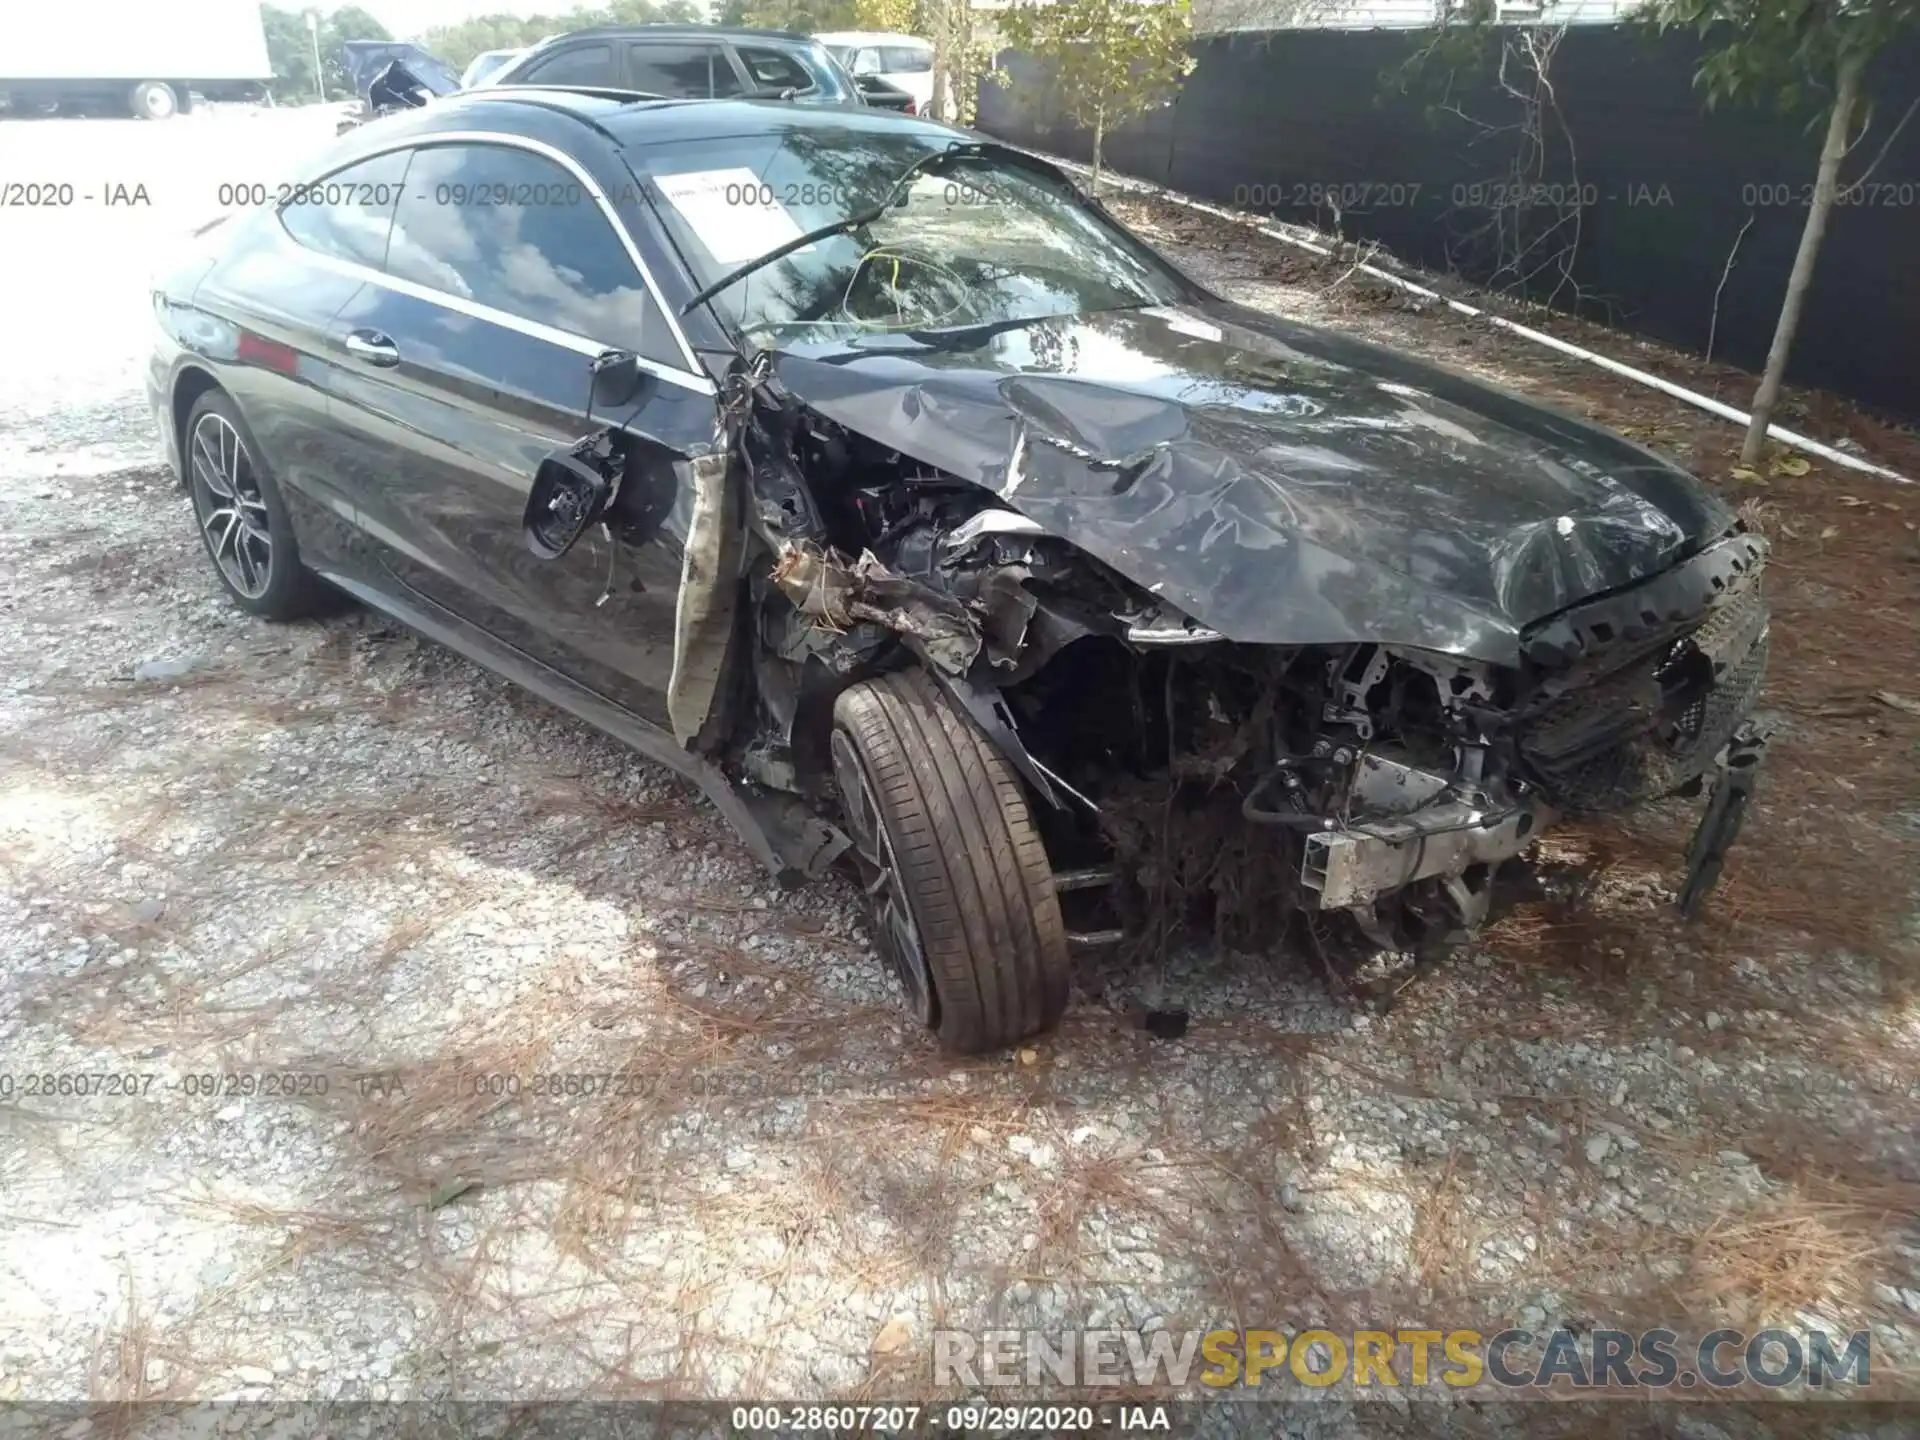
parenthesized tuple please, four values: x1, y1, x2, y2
(1840, 91, 1920, 193)
(1705, 211, 1755, 364)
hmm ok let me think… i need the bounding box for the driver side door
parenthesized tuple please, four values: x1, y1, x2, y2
(321, 137, 716, 729)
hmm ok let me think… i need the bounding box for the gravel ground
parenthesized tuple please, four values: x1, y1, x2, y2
(1, 109, 1917, 1421)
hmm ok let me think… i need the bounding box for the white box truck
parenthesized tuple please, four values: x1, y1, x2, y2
(2, 0, 274, 119)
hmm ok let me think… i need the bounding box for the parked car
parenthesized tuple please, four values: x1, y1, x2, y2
(460, 48, 527, 89)
(486, 26, 860, 105)
(336, 41, 462, 133)
(147, 89, 1769, 1053)
(814, 31, 934, 113)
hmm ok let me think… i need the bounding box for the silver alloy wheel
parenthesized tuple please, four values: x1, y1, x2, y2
(831, 727, 935, 1026)
(188, 412, 274, 600)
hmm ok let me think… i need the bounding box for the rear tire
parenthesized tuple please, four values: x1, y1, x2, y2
(832, 669, 1070, 1053)
(129, 81, 178, 119)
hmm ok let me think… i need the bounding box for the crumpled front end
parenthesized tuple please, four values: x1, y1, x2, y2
(1510, 530, 1770, 815)
(731, 373, 1769, 967)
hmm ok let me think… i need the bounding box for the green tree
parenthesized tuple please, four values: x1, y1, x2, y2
(1638, 0, 1920, 465)
(261, 4, 393, 101)
(260, 5, 320, 98)
(853, 0, 919, 29)
(920, 0, 992, 123)
(417, 1, 705, 74)
(737, 0, 860, 32)
(323, 6, 396, 94)
(995, 0, 1194, 195)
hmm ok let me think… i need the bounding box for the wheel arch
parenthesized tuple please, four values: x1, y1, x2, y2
(169, 364, 224, 484)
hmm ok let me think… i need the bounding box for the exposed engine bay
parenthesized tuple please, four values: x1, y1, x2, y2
(729, 396, 1772, 964)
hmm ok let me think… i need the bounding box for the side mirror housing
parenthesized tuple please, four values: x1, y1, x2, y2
(523, 449, 614, 559)
(590, 349, 643, 411)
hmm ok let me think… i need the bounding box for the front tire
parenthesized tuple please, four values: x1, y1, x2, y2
(832, 669, 1070, 1053)
(183, 390, 327, 620)
(129, 81, 178, 119)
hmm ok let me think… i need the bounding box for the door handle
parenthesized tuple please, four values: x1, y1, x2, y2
(344, 330, 399, 366)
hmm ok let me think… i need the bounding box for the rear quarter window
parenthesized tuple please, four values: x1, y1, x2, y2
(734, 45, 815, 93)
(276, 150, 410, 269)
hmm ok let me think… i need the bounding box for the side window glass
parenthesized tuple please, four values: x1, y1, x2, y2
(521, 44, 614, 85)
(384, 143, 656, 350)
(736, 46, 815, 94)
(277, 150, 410, 269)
(628, 43, 728, 97)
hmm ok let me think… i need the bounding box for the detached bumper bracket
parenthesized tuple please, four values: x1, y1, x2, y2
(1677, 722, 1769, 919)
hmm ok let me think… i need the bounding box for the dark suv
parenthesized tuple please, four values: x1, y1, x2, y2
(485, 26, 861, 105)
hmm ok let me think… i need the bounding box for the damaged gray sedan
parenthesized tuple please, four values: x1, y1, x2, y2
(148, 92, 1769, 1052)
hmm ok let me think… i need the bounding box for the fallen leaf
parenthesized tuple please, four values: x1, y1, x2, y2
(1770, 455, 1812, 477)
(1729, 466, 1763, 483)
(1837, 495, 1870, 506)
(1819, 525, 1840, 540)
(1016, 1047, 1039, 1066)
(1874, 692, 1920, 717)
(872, 1317, 913, 1354)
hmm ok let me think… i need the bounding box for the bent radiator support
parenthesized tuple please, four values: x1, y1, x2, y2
(1301, 796, 1546, 911)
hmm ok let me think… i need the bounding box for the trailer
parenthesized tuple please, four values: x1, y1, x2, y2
(2, 0, 273, 119)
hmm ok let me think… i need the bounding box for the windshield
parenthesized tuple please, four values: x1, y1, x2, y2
(631, 126, 1193, 343)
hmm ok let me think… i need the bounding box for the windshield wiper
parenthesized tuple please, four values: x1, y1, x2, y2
(678, 140, 994, 316)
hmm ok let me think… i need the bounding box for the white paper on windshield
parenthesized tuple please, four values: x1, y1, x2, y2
(653, 168, 804, 265)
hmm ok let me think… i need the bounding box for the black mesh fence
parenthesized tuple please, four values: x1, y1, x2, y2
(977, 26, 1920, 423)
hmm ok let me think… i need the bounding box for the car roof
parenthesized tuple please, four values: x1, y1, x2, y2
(596, 94, 959, 148)
(813, 31, 931, 47)
(364, 87, 962, 147)
(525, 24, 826, 47)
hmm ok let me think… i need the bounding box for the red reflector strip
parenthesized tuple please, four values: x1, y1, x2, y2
(237, 331, 300, 375)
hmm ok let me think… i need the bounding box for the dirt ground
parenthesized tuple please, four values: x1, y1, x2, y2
(0, 111, 1917, 1425)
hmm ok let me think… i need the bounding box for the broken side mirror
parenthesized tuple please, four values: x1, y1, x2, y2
(590, 349, 643, 411)
(524, 448, 615, 560)
(368, 60, 432, 110)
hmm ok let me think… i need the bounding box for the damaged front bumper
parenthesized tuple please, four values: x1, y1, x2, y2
(1294, 719, 1768, 927)
(1676, 721, 1769, 917)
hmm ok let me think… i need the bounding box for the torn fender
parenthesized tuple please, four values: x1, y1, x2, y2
(770, 541, 983, 677)
(667, 447, 742, 747)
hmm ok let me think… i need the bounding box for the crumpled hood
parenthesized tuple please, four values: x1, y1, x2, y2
(768, 302, 1733, 665)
